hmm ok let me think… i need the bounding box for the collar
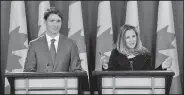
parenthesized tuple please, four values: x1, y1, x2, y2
(46, 32, 59, 43)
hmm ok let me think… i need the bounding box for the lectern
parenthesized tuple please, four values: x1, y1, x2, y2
(93, 71, 174, 94)
(5, 72, 87, 94)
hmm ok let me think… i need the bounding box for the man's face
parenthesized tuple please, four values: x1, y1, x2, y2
(45, 13, 62, 35)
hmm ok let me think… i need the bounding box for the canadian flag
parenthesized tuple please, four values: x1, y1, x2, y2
(95, 1, 114, 71)
(155, 1, 182, 94)
(5, 1, 28, 94)
(68, 1, 89, 75)
(38, 1, 50, 37)
(125, 1, 140, 32)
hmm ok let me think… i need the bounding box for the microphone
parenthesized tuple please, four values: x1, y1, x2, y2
(129, 61, 134, 71)
(47, 63, 49, 66)
(46, 63, 49, 72)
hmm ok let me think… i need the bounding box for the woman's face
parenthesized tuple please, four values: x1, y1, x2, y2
(125, 29, 137, 49)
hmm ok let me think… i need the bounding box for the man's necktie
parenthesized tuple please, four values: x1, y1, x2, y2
(50, 39, 56, 64)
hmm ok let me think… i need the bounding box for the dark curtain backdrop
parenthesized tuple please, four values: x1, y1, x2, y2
(1, 1, 183, 94)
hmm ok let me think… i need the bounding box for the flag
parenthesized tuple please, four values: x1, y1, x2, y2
(68, 1, 89, 76)
(155, 1, 182, 94)
(5, 1, 28, 94)
(38, 1, 50, 37)
(125, 1, 140, 32)
(95, 1, 114, 71)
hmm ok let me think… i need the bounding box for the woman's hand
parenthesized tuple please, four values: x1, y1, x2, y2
(100, 55, 109, 70)
(162, 57, 172, 69)
(102, 62, 108, 70)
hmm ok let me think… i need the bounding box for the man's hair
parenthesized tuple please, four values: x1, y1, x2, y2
(44, 7, 63, 20)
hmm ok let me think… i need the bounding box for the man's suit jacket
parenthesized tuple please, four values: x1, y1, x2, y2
(24, 33, 81, 72)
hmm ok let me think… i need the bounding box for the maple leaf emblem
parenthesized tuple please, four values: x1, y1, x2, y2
(95, 26, 113, 71)
(155, 25, 175, 68)
(7, 26, 28, 72)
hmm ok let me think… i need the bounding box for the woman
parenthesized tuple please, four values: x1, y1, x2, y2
(102, 24, 171, 71)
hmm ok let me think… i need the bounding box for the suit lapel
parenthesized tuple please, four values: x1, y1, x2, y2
(53, 34, 65, 71)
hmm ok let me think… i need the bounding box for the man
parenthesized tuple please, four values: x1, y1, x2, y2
(24, 7, 81, 72)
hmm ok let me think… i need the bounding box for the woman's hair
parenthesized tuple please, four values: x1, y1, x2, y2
(116, 24, 149, 56)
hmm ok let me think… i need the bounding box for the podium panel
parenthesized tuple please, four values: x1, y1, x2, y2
(102, 76, 165, 94)
(5, 72, 86, 94)
(14, 77, 78, 94)
(93, 71, 174, 95)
